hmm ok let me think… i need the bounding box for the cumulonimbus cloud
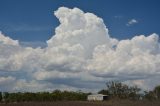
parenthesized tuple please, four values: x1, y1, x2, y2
(0, 7, 160, 92)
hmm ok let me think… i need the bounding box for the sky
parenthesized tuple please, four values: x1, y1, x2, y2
(1, 0, 160, 43)
(0, 0, 160, 92)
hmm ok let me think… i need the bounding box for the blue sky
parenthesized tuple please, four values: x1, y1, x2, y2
(0, 0, 160, 43)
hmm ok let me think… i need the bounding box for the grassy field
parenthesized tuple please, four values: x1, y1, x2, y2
(0, 100, 160, 106)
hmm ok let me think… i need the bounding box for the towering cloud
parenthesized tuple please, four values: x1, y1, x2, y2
(0, 7, 160, 92)
(47, 7, 111, 57)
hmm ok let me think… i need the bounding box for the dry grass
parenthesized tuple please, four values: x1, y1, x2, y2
(0, 100, 160, 106)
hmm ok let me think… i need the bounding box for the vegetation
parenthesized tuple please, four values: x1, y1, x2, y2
(0, 92, 2, 102)
(98, 81, 160, 101)
(99, 81, 141, 100)
(153, 85, 160, 99)
(0, 81, 160, 103)
(0, 90, 89, 103)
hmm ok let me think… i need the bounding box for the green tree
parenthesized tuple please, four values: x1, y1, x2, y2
(144, 91, 157, 101)
(106, 81, 141, 99)
(98, 89, 109, 95)
(153, 85, 160, 99)
(0, 92, 2, 102)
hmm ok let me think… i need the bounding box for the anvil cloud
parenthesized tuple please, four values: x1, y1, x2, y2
(0, 7, 160, 92)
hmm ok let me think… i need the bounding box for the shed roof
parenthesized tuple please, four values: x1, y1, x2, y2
(88, 94, 108, 96)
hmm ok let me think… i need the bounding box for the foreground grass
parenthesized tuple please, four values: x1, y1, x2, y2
(0, 100, 160, 106)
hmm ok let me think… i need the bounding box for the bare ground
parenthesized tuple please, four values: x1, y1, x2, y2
(0, 100, 160, 106)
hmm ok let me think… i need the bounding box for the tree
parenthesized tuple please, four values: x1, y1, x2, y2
(144, 91, 157, 101)
(106, 81, 141, 100)
(98, 89, 109, 95)
(153, 85, 160, 99)
(0, 92, 2, 102)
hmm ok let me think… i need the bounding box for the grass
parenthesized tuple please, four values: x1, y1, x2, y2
(0, 100, 160, 106)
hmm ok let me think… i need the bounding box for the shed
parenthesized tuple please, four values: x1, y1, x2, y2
(87, 94, 108, 101)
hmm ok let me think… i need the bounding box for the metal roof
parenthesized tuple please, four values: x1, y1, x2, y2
(88, 94, 108, 96)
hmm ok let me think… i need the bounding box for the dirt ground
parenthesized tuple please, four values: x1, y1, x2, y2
(0, 100, 160, 106)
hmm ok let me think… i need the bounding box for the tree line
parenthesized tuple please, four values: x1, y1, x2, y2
(0, 90, 89, 102)
(0, 81, 160, 102)
(98, 81, 160, 101)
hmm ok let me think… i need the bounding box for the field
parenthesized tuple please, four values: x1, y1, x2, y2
(1, 100, 160, 106)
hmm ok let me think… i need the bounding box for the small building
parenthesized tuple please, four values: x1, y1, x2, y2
(87, 94, 108, 101)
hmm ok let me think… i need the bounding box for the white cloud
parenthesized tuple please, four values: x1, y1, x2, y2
(126, 19, 138, 26)
(20, 41, 47, 48)
(0, 7, 160, 92)
(0, 31, 19, 45)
